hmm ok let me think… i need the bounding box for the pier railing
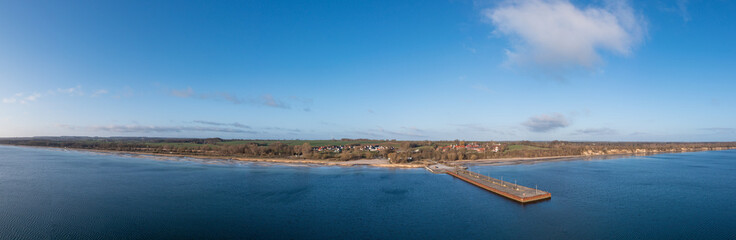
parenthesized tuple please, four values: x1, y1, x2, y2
(454, 169, 524, 191)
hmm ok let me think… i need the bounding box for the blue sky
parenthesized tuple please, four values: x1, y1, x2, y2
(1, 0, 734, 141)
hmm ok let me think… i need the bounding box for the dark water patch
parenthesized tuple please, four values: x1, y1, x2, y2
(380, 187, 409, 195)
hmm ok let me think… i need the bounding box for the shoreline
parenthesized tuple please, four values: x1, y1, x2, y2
(1, 144, 423, 168)
(457, 147, 736, 166)
(456, 154, 649, 166)
(2, 144, 733, 169)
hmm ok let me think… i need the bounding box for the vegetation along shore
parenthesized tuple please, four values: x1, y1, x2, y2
(2, 137, 735, 168)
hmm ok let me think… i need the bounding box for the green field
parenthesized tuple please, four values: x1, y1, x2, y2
(504, 144, 548, 152)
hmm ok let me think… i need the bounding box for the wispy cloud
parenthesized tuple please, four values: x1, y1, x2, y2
(289, 96, 314, 112)
(485, 0, 646, 78)
(354, 127, 427, 138)
(453, 123, 500, 133)
(195, 92, 243, 104)
(57, 123, 313, 136)
(3, 85, 116, 104)
(452, 123, 517, 137)
(60, 124, 257, 134)
(573, 127, 617, 135)
(220, 93, 242, 104)
(193, 120, 251, 129)
(170, 87, 308, 110)
(57, 85, 84, 96)
(260, 94, 287, 108)
(464, 44, 478, 54)
(676, 0, 690, 22)
(472, 84, 494, 94)
(91, 89, 109, 97)
(263, 126, 302, 133)
(661, 0, 690, 22)
(522, 113, 570, 132)
(171, 87, 195, 98)
(112, 86, 135, 98)
(699, 128, 736, 134)
(352, 130, 384, 138)
(2, 93, 41, 104)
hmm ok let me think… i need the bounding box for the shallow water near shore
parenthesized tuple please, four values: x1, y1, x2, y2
(1, 145, 735, 239)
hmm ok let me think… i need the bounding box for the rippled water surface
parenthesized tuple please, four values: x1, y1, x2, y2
(1, 145, 735, 239)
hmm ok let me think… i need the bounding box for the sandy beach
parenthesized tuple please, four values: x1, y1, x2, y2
(14, 145, 423, 168)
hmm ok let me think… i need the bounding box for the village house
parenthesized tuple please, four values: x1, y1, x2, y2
(313, 145, 393, 153)
(439, 143, 486, 153)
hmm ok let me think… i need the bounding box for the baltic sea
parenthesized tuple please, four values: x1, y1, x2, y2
(1, 145, 734, 239)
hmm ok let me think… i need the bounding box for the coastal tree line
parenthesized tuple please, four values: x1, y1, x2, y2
(1, 137, 735, 164)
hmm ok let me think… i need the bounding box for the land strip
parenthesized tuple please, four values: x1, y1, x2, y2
(2, 141, 735, 169)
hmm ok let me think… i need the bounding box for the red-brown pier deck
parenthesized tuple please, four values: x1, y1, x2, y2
(446, 168, 551, 203)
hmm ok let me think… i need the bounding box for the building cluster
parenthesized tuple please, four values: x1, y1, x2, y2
(313, 145, 347, 153)
(492, 144, 500, 153)
(360, 145, 391, 151)
(438, 143, 502, 153)
(438, 143, 485, 153)
(311, 143, 501, 154)
(313, 145, 393, 153)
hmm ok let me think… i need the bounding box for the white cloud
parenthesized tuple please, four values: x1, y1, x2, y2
(522, 113, 570, 132)
(261, 94, 288, 109)
(193, 120, 251, 129)
(57, 85, 84, 96)
(352, 127, 428, 138)
(472, 84, 494, 94)
(452, 123, 508, 134)
(573, 127, 617, 135)
(661, 0, 690, 22)
(699, 128, 736, 134)
(60, 124, 257, 134)
(2, 92, 41, 104)
(3, 86, 111, 104)
(91, 89, 109, 97)
(677, 0, 690, 22)
(170, 87, 194, 98)
(485, 0, 646, 76)
(170, 87, 307, 110)
(25, 93, 41, 102)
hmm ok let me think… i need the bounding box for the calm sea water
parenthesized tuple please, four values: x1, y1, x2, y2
(1, 145, 735, 239)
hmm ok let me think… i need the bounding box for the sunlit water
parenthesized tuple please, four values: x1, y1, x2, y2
(1, 145, 735, 239)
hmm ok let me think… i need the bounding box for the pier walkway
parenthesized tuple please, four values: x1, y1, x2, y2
(428, 164, 551, 203)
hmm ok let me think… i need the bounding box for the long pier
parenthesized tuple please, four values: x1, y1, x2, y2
(427, 164, 551, 203)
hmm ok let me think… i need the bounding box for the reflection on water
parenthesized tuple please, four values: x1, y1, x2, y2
(1, 145, 735, 239)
